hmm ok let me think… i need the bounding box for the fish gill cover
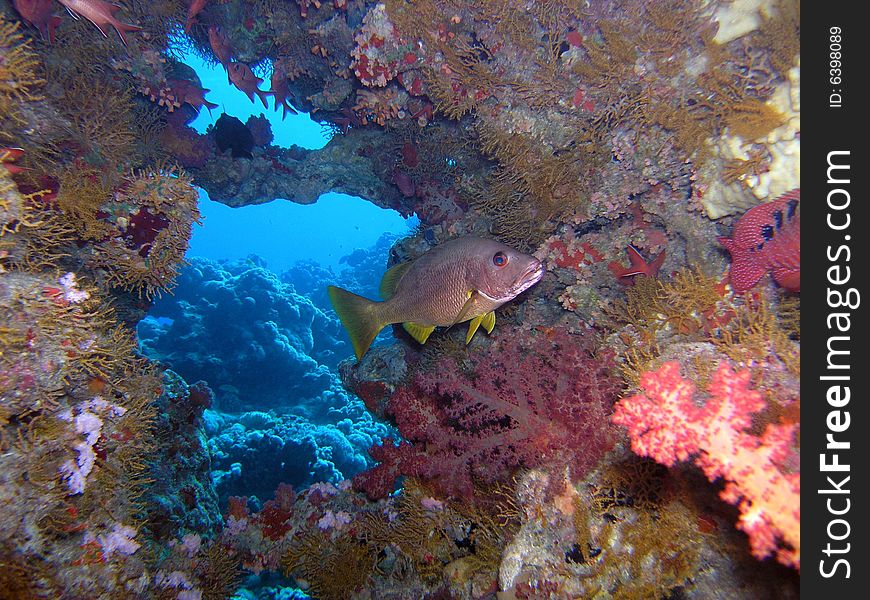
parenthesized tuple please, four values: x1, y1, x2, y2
(0, 0, 799, 598)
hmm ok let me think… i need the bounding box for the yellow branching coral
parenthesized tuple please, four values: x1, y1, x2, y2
(592, 457, 668, 514)
(55, 165, 117, 240)
(470, 169, 547, 253)
(1, 171, 46, 237)
(472, 120, 587, 250)
(571, 473, 704, 599)
(776, 294, 800, 339)
(0, 17, 44, 125)
(605, 268, 725, 386)
(606, 266, 799, 395)
(752, 0, 800, 76)
(58, 79, 137, 168)
(715, 292, 800, 376)
(283, 530, 376, 600)
(193, 543, 244, 600)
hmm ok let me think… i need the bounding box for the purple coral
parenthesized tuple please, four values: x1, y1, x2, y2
(354, 325, 621, 498)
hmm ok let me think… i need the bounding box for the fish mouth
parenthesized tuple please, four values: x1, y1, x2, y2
(503, 260, 544, 299)
(479, 260, 544, 303)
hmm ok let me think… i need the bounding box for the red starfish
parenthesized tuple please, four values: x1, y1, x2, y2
(608, 245, 666, 285)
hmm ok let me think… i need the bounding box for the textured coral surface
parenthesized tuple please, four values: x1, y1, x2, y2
(0, 0, 799, 597)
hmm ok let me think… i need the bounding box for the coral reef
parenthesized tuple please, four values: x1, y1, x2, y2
(192, 125, 411, 209)
(138, 256, 345, 406)
(0, 0, 801, 596)
(613, 361, 800, 568)
(0, 269, 161, 595)
(145, 372, 223, 542)
(205, 403, 391, 507)
(353, 324, 622, 499)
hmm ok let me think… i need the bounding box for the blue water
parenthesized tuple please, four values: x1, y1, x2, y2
(190, 191, 414, 273)
(176, 48, 416, 272)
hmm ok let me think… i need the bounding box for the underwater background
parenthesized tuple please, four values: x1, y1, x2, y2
(1, 1, 799, 599)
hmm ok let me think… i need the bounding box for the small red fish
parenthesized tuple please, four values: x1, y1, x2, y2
(718, 189, 800, 293)
(267, 63, 298, 120)
(184, 0, 207, 34)
(167, 79, 218, 114)
(608, 245, 665, 285)
(13, 0, 62, 44)
(208, 25, 233, 68)
(228, 61, 269, 108)
(57, 0, 142, 46)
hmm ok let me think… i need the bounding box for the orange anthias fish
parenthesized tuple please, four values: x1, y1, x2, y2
(57, 0, 141, 46)
(13, 0, 61, 44)
(228, 61, 269, 108)
(328, 236, 545, 360)
(718, 189, 800, 293)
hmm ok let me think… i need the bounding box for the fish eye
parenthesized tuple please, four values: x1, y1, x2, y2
(492, 252, 508, 267)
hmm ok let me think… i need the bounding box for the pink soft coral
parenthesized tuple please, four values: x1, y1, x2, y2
(354, 325, 621, 499)
(612, 362, 800, 568)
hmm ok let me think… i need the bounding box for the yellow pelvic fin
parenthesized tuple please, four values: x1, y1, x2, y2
(403, 322, 435, 345)
(327, 285, 384, 361)
(379, 261, 413, 300)
(449, 290, 480, 330)
(481, 310, 496, 334)
(465, 311, 496, 344)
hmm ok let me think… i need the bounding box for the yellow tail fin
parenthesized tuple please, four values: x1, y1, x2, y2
(327, 285, 384, 360)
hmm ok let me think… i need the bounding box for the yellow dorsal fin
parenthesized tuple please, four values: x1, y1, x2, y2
(403, 322, 435, 345)
(465, 315, 483, 344)
(481, 311, 496, 334)
(379, 261, 413, 300)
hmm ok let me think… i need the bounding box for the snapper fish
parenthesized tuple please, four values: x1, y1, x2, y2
(328, 236, 545, 360)
(718, 189, 800, 293)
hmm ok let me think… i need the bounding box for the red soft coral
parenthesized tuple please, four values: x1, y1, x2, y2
(612, 362, 800, 568)
(354, 325, 621, 499)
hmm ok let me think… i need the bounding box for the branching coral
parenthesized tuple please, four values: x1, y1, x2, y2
(612, 361, 800, 568)
(0, 16, 44, 126)
(283, 529, 377, 599)
(57, 78, 138, 169)
(569, 485, 704, 598)
(354, 324, 621, 499)
(604, 266, 799, 397)
(54, 163, 116, 240)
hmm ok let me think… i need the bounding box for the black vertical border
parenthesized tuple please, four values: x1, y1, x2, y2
(803, 2, 867, 596)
